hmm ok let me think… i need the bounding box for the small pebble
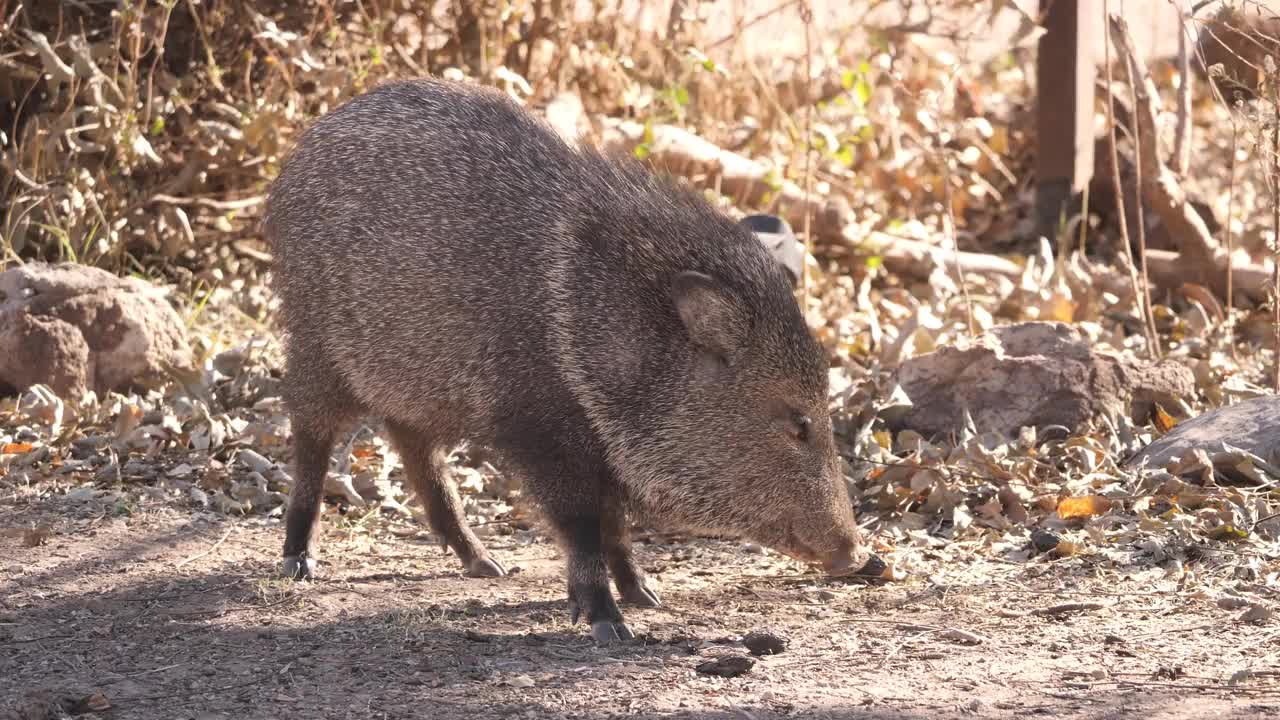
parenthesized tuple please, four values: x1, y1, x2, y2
(237, 448, 275, 474)
(856, 554, 888, 577)
(1031, 529, 1061, 554)
(743, 630, 788, 656)
(695, 654, 754, 678)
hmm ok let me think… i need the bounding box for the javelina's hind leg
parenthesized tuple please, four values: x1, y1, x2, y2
(602, 505, 661, 608)
(282, 426, 336, 579)
(385, 421, 506, 578)
(553, 514, 631, 644)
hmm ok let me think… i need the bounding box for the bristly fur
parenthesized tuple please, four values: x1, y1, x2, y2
(264, 77, 865, 638)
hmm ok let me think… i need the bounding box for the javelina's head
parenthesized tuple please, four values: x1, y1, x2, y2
(626, 254, 868, 577)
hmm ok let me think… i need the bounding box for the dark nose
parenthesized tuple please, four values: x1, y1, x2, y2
(821, 536, 871, 577)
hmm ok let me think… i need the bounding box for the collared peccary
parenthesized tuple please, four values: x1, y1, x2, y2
(264, 78, 868, 643)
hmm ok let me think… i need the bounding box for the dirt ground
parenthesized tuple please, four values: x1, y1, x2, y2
(4, 488, 1279, 720)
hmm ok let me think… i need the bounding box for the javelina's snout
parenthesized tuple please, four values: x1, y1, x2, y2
(820, 533, 871, 577)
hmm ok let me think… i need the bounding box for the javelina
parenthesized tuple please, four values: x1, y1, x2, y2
(264, 78, 868, 643)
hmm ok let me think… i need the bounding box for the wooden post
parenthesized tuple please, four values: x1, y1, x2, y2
(1035, 0, 1097, 241)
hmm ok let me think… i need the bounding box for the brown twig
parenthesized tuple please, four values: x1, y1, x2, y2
(942, 150, 975, 337)
(174, 526, 232, 569)
(1032, 601, 1107, 616)
(1103, 2, 1156, 355)
(800, 0, 814, 305)
(1120, 19, 1161, 358)
(3, 633, 74, 645)
(164, 593, 299, 619)
(1174, 1, 1193, 176)
(1272, 62, 1280, 393)
(114, 677, 267, 704)
(1109, 14, 1238, 302)
(1227, 109, 1240, 358)
(707, 0, 803, 49)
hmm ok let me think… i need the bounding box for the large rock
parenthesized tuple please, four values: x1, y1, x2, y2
(0, 262, 193, 398)
(1125, 395, 1280, 469)
(890, 322, 1195, 439)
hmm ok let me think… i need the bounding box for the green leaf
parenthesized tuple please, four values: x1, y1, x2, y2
(643, 120, 655, 145)
(841, 69, 856, 90)
(701, 58, 716, 72)
(834, 145, 854, 167)
(865, 255, 883, 269)
(853, 76, 872, 107)
(149, 116, 165, 136)
(763, 169, 782, 192)
(854, 123, 875, 143)
(634, 143, 651, 160)
(674, 87, 690, 106)
(1211, 524, 1250, 541)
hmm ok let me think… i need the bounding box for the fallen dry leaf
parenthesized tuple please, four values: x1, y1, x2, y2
(76, 692, 111, 713)
(940, 628, 988, 645)
(1057, 495, 1114, 520)
(1153, 403, 1179, 433)
(1032, 602, 1106, 617)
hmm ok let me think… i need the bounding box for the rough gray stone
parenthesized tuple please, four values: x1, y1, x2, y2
(891, 322, 1195, 439)
(0, 262, 193, 398)
(1124, 395, 1280, 469)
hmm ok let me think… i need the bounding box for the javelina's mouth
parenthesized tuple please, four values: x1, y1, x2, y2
(777, 526, 822, 565)
(774, 523, 870, 577)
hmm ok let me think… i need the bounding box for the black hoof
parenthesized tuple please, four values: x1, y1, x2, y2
(466, 556, 507, 578)
(282, 554, 317, 579)
(590, 620, 634, 645)
(619, 579, 662, 608)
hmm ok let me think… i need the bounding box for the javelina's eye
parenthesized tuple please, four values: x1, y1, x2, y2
(788, 414, 812, 443)
(696, 349, 732, 375)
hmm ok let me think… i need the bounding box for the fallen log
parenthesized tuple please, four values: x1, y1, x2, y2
(1144, 248, 1272, 300)
(851, 231, 1025, 281)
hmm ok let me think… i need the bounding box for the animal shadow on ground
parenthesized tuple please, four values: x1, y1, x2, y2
(3, 509, 1277, 720)
(5, 565, 1272, 720)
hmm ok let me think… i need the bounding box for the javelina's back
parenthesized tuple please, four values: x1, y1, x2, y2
(267, 79, 582, 431)
(265, 78, 866, 643)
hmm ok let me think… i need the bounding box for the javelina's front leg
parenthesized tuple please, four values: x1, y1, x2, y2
(602, 505, 661, 608)
(553, 514, 631, 644)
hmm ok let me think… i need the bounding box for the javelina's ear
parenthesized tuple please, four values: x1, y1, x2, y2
(671, 271, 743, 357)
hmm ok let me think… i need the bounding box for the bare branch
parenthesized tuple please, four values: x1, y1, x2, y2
(1108, 14, 1233, 297)
(1174, 2, 1193, 176)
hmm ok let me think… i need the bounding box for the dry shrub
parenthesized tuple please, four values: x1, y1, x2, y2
(0, 0, 1030, 293)
(1196, 2, 1280, 102)
(0, 0, 673, 280)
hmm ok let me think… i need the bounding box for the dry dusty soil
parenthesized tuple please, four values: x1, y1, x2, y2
(4, 489, 1279, 720)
